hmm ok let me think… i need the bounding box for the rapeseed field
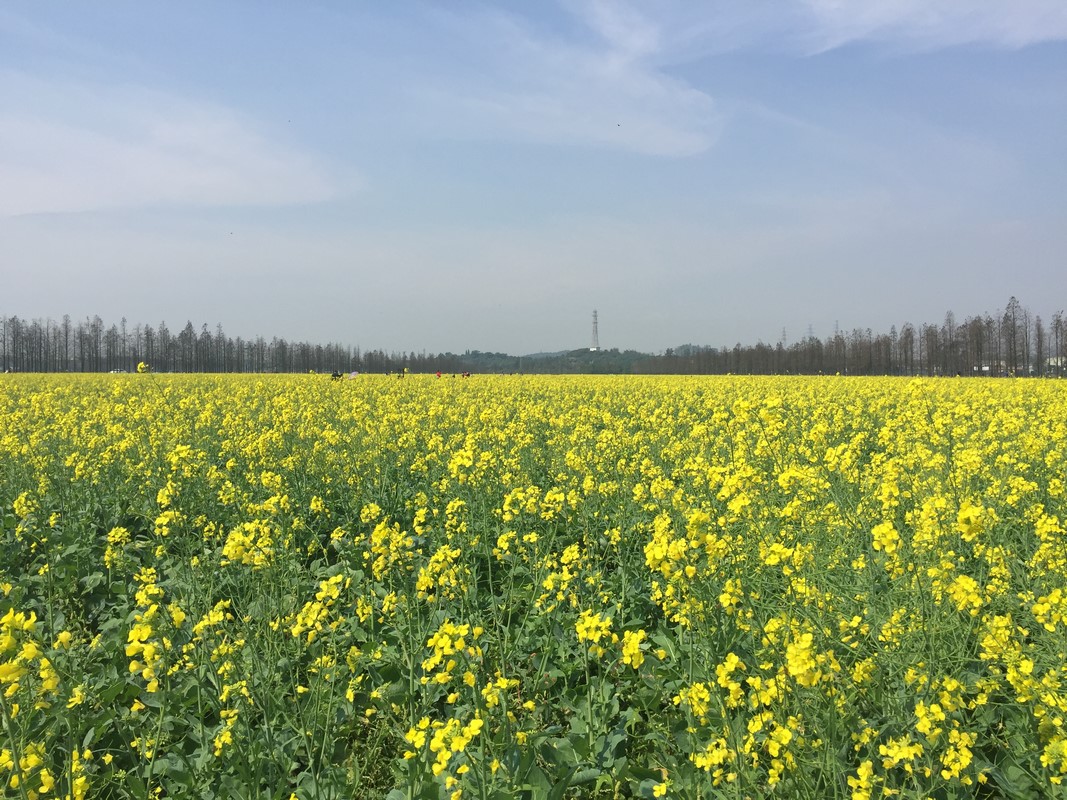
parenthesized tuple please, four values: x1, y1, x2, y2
(1, 373, 1065, 799)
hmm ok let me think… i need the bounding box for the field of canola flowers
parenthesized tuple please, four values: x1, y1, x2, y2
(2, 372, 1067, 799)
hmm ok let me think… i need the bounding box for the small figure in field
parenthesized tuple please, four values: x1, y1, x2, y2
(331, 371, 342, 381)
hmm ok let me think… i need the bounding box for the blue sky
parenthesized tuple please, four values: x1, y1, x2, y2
(2, 2, 1065, 354)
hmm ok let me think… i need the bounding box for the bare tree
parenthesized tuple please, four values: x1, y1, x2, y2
(1035, 315, 1046, 377)
(899, 323, 916, 375)
(1054, 311, 1065, 377)
(1004, 297, 1021, 375)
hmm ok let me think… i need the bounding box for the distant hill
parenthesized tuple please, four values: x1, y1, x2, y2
(437, 348, 654, 374)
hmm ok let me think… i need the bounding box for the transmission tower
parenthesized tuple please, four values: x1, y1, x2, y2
(590, 310, 600, 352)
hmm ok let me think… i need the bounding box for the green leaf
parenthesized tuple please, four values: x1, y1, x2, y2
(97, 679, 128, 705)
(126, 772, 147, 797)
(571, 767, 602, 785)
(637, 778, 661, 798)
(542, 736, 578, 767)
(520, 764, 552, 794)
(546, 765, 580, 800)
(992, 761, 1041, 800)
(626, 765, 663, 782)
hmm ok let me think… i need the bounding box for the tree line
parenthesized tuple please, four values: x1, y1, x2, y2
(0, 316, 456, 375)
(1, 297, 1063, 376)
(657, 297, 1064, 377)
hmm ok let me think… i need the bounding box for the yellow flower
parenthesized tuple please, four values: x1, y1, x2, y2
(785, 632, 821, 687)
(168, 603, 187, 628)
(871, 521, 901, 556)
(67, 684, 86, 708)
(575, 610, 612, 645)
(12, 492, 37, 520)
(847, 760, 874, 800)
(0, 661, 27, 684)
(673, 682, 711, 722)
(621, 629, 646, 669)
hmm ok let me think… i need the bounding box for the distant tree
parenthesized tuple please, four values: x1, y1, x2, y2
(105, 324, 120, 371)
(898, 323, 916, 375)
(143, 324, 155, 367)
(61, 314, 72, 371)
(196, 324, 212, 372)
(1004, 296, 1021, 374)
(0, 316, 8, 372)
(158, 322, 172, 371)
(964, 316, 984, 375)
(924, 324, 937, 375)
(1054, 311, 1065, 377)
(1035, 315, 1046, 377)
(215, 323, 227, 371)
(26, 319, 40, 371)
(120, 317, 129, 370)
(176, 321, 194, 372)
(829, 331, 847, 373)
(1022, 306, 1033, 375)
(986, 314, 1001, 375)
(941, 311, 957, 375)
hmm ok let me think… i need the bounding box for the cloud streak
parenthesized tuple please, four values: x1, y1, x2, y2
(414, 4, 721, 157)
(408, 0, 1067, 159)
(796, 0, 1067, 52)
(0, 72, 338, 216)
(622, 0, 1067, 57)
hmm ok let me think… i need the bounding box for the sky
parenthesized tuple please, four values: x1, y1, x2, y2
(2, 1, 1065, 355)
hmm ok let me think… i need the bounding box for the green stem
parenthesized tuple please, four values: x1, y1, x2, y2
(145, 693, 167, 800)
(585, 657, 594, 757)
(0, 690, 32, 800)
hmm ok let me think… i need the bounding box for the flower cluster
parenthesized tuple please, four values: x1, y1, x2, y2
(2, 372, 1067, 797)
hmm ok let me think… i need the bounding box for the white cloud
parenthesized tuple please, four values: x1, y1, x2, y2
(0, 72, 338, 216)
(416, 5, 721, 157)
(413, 0, 1067, 159)
(546, 1, 1067, 62)
(796, 0, 1067, 51)
(570, 0, 662, 57)
(637, 0, 1067, 55)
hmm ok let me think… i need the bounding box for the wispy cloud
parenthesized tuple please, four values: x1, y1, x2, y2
(796, 0, 1067, 52)
(414, 4, 721, 157)
(619, 0, 1067, 56)
(568, 0, 663, 57)
(0, 72, 338, 216)
(408, 0, 1067, 158)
